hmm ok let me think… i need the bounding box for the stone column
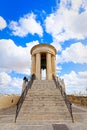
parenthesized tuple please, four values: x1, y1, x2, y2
(36, 53, 41, 80)
(46, 53, 52, 80)
(52, 55, 56, 76)
(31, 55, 36, 75)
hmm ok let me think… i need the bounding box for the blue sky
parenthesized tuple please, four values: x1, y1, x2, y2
(0, 0, 87, 95)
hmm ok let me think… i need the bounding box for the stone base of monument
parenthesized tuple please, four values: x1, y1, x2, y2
(16, 80, 72, 125)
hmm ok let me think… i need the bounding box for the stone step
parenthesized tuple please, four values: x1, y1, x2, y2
(26, 94, 64, 98)
(17, 119, 72, 125)
(31, 87, 57, 89)
(26, 95, 63, 98)
(32, 83, 56, 86)
(25, 98, 64, 102)
(27, 87, 60, 91)
(26, 94, 63, 98)
(20, 108, 69, 114)
(31, 80, 57, 89)
(17, 113, 71, 120)
(33, 80, 55, 83)
(24, 99, 65, 103)
(29, 88, 57, 91)
(27, 93, 62, 97)
(18, 110, 70, 116)
(16, 119, 71, 125)
(20, 104, 69, 110)
(20, 109, 69, 114)
(32, 82, 55, 85)
(22, 100, 67, 106)
(20, 104, 68, 108)
(23, 98, 65, 102)
(25, 95, 64, 100)
(17, 119, 71, 124)
(23, 101, 66, 106)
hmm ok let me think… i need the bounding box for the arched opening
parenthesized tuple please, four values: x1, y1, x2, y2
(41, 53, 46, 80)
(41, 69, 46, 80)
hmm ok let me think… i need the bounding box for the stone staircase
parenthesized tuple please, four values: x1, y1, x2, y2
(16, 80, 72, 124)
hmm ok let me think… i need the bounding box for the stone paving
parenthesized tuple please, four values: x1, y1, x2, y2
(0, 122, 87, 130)
(0, 104, 87, 130)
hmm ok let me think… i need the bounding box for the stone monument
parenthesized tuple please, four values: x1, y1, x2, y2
(30, 44, 57, 80)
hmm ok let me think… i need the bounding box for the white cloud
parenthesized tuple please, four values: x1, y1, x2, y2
(56, 66, 62, 74)
(0, 72, 11, 86)
(61, 70, 87, 95)
(0, 16, 7, 30)
(0, 39, 39, 74)
(51, 40, 62, 51)
(60, 0, 87, 11)
(9, 13, 43, 37)
(70, 0, 87, 11)
(0, 72, 22, 94)
(45, 0, 87, 42)
(58, 42, 87, 64)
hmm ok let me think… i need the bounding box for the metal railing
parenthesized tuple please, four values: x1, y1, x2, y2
(15, 74, 36, 122)
(52, 75, 74, 123)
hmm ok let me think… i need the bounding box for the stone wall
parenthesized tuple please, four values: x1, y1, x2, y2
(68, 95, 87, 107)
(0, 95, 20, 109)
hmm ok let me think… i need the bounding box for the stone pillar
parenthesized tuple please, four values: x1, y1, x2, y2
(52, 55, 56, 76)
(31, 55, 36, 75)
(30, 44, 57, 80)
(36, 53, 41, 80)
(46, 53, 52, 80)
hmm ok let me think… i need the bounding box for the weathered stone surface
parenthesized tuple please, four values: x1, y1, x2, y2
(0, 103, 87, 130)
(17, 80, 71, 124)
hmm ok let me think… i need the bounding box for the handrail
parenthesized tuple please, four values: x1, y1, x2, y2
(52, 75, 74, 123)
(15, 74, 36, 122)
